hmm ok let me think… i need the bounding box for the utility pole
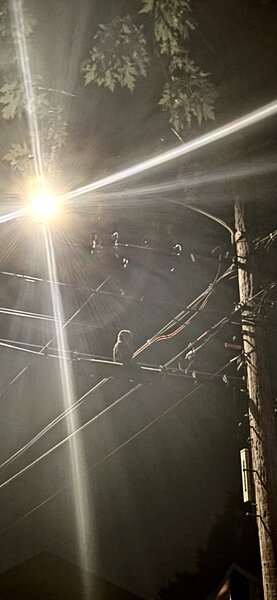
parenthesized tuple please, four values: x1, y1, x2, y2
(234, 196, 277, 600)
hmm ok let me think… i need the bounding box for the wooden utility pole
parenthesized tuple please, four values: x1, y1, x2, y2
(234, 196, 277, 600)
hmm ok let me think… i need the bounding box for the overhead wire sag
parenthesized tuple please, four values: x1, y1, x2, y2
(0, 274, 111, 400)
(3, 268, 273, 483)
(0, 262, 232, 478)
(165, 279, 277, 368)
(0, 353, 241, 532)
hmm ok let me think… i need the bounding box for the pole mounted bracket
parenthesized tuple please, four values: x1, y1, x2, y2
(235, 229, 247, 243)
(246, 512, 261, 519)
(234, 258, 251, 272)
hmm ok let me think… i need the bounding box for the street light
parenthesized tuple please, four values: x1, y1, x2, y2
(25, 174, 60, 221)
(30, 190, 59, 221)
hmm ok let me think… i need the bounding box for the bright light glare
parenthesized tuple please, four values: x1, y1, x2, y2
(63, 99, 277, 202)
(30, 192, 59, 220)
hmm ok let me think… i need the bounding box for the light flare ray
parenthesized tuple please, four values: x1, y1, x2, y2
(44, 226, 91, 598)
(86, 156, 277, 204)
(10, 0, 43, 179)
(0, 209, 26, 224)
(63, 100, 277, 202)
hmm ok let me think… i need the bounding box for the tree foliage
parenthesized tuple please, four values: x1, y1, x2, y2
(82, 0, 217, 134)
(2, 141, 30, 171)
(0, 80, 23, 119)
(82, 15, 149, 91)
(0, 0, 67, 173)
(0, 1, 36, 39)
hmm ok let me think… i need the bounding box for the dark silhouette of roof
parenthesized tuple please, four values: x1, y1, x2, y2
(0, 551, 144, 600)
(206, 563, 262, 599)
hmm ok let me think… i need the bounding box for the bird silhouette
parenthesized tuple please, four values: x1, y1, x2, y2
(113, 330, 134, 364)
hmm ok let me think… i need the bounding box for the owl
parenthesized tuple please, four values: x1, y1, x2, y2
(113, 330, 134, 364)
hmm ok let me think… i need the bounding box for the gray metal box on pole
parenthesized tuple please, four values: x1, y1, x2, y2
(240, 448, 253, 504)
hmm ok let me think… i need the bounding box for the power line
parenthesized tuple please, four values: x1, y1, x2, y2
(0, 354, 240, 532)
(0, 254, 268, 408)
(0, 274, 111, 400)
(0, 273, 244, 493)
(0, 269, 136, 300)
(253, 228, 277, 252)
(0, 306, 61, 324)
(0, 296, 212, 362)
(0, 307, 89, 328)
(0, 380, 140, 491)
(133, 263, 234, 358)
(0, 263, 224, 474)
(4, 273, 269, 374)
(0, 268, 216, 399)
(0, 262, 234, 478)
(1, 339, 226, 384)
(171, 201, 234, 238)
(0, 349, 243, 473)
(0, 268, 218, 312)
(0, 268, 254, 525)
(0, 338, 117, 360)
(0, 378, 109, 473)
(165, 279, 277, 368)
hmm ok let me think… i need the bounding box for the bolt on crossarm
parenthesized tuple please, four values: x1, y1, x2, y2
(234, 195, 277, 600)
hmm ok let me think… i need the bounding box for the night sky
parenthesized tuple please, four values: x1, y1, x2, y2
(0, 0, 276, 598)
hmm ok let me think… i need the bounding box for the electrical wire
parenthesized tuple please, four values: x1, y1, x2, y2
(0, 341, 48, 357)
(0, 356, 241, 488)
(3, 215, 269, 511)
(133, 287, 215, 359)
(142, 291, 211, 347)
(172, 201, 234, 238)
(165, 279, 277, 368)
(0, 274, 111, 400)
(0, 264, 256, 492)
(0, 263, 260, 483)
(2, 99, 276, 525)
(0, 354, 240, 531)
(0, 263, 227, 474)
(0, 337, 112, 360)
(0, 307, 61, 323)
(0, 268, 215, 312)
(0, 301, 246, 475)
(151, 262, 224, 343)
(184, 279, 277, 357)
(0, 239, 233, 375)
(0, 381, 141, 491)
(0, 378, 109, 472)
(253, 228, 277, 252)
(133, 263, 233, 358)
(0, 338, 49, 351)
(0, 309, 89, 329)
(0, 268, 140, 301)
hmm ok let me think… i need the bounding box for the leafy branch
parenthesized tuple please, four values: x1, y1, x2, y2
(0, 1, 36, 39)
(81, 0, 217, 134)
(3, 141, 31, 172)
(0, 80, 23, 119)
(81, 15, 149, 91)
(0, 1, 69, 174)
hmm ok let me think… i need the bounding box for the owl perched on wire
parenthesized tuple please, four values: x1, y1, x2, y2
(113, 330, 134, 364)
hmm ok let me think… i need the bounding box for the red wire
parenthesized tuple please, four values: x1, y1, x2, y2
(134, 289, 212, 358)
